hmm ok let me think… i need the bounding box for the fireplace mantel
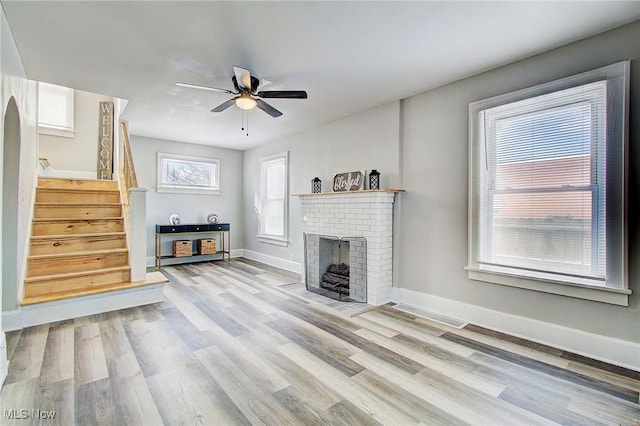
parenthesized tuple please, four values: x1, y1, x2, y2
(293, 189, 404, 197)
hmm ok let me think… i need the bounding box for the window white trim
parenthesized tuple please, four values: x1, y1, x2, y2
(465, 268, 631, 306)
(468, 61, 629, 305)
(257, 235, 290, 247)
(257, 151, 289, 246)
(38, 82, 75, 138)
(156, 152, 220, 195)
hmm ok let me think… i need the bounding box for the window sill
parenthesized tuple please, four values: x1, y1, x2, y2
(156, 186, 220, 195)
(257, 235, 289, 247)
(466, 267, 630, 306)
(39, 125, 75, 138)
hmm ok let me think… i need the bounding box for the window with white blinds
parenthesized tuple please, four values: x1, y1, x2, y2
(468, 61, 629, 303)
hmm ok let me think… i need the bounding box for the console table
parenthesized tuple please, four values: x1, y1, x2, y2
(155, 223, 230, 268)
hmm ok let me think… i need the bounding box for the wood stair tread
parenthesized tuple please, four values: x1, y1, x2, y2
(32, 217, 124, 222)
(24, 265, 131, 283)
(38, 177, 116, 182)
(28, 248, 129, 261)
(30, 232, 126, 240)
(37, 178, 118, 187)
(35, 202, 122, 206)
(38, 187, 120, 192)
(22, 279, 158, 306)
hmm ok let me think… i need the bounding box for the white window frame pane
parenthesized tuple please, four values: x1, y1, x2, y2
(481, 83, 605, 279)
(467, 61, 630, 306)
(38, 82, 75, 138)
(257, 151, 289, 246)
(156, 152, 220, 195)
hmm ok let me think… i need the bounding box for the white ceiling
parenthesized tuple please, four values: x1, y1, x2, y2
(2, 1, 639, 150)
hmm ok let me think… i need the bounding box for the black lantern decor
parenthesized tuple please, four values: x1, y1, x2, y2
(369, 169, 380, 190)
(312, 177, 322, 193)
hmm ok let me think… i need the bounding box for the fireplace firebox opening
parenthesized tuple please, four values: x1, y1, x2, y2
(304, 233, 367, 303)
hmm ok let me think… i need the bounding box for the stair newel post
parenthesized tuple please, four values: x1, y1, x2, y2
(128, 187, 148, 282)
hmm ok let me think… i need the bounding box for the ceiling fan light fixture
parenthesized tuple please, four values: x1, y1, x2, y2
(181, 66, 305, 118)
(235, 94, 257, 111)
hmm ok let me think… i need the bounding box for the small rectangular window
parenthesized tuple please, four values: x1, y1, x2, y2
(38, 82, 75, 137)
(157, 152, 220, 194)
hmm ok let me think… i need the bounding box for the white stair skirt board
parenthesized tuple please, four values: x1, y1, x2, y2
(2, 283, 166, 331)
(392, 303, 468, 329)
(391, 287, 640, 372)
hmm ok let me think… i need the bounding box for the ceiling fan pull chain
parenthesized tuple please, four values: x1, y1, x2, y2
(241, 111, 249, 136)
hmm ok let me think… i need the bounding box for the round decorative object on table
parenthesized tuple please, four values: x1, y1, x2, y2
(207, 213, 219, 224)
(169, 213, 181, 225)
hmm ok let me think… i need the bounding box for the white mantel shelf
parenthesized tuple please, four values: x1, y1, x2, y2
(293, 189, 405, 196)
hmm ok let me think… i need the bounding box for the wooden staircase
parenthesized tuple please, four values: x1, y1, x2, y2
(23, 178, 134, 305)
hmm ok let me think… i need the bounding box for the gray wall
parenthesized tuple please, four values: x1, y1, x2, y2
(130, 135, 244, 263)
(243, 101, 401, 265)
(399, 21, 640, 342)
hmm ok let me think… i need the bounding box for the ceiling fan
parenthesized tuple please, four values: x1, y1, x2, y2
(176, 66, 307, 118)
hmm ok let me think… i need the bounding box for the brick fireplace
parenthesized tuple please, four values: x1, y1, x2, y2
(297, 190, 400, 305)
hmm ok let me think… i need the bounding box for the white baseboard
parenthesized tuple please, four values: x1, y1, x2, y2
(2, 284, 166, 332)
(391, 287, 640, 372)
(242, 249, 302, 274)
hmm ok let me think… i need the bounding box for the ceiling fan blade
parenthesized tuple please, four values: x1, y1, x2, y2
(233, 65, 253, 92)
(255, 99, 282, 118)
(176, 82, 234, 94)
(257, 90, 308, 99)
(210, 98, 235, 112)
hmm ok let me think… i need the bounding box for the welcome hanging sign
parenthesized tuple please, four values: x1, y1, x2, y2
(333, 171, 364, 192)
(97, 101, 114, 180)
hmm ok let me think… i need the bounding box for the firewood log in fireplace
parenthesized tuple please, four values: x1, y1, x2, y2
(322, 272, 350, 287)
(320, 263, 350, 295)
(327, 263, 349, 276)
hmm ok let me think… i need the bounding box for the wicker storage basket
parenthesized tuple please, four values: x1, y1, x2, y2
(172, 240, 192, 257)
(198, 238, 217, 255)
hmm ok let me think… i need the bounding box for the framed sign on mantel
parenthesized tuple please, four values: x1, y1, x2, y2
(333, 171, 364, 192)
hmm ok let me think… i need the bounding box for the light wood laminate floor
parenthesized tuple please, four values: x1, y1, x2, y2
(1, 258, 639, 425)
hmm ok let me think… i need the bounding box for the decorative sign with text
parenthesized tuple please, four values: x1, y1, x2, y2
(97, 101, 114, 180)
(333, 171, 364, 192)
